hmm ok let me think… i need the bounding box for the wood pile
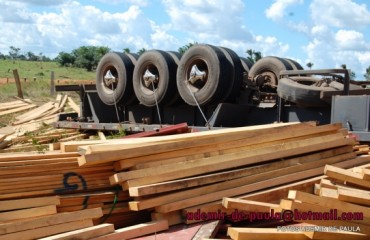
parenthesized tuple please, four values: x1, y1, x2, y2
(0, 95, 83, 152)
(0, 119, 369, 239)
(225, 163, 370, 239)
(71, 121, 370, 237)
(0, 196, 109, 240)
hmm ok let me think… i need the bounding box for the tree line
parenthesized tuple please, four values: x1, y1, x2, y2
(1, 45, 370, 80)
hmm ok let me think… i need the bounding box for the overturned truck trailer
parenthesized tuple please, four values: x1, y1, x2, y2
(55, 44, 370, 141)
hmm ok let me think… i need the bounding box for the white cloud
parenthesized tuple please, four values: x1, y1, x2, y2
(0, 1, 154, 56)
(335, 30, 369, 51)
(265, 0, 303, 22)
(310, 0, 370, 28)
(161, 0, 253, 43)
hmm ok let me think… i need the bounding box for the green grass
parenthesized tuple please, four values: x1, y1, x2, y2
(0, 59, 95, 101)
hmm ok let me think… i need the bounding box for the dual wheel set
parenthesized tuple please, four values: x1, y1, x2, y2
(96, 44, 359, 109)
(96, 44, 250, 108)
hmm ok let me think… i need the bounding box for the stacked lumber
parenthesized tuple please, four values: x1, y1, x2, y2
(0, 196, 106, 240)
(224, 163, 370, 240)
(0, 99, 36, 117)
(75, 122, 369, 230)
(0, 148, 152, 230)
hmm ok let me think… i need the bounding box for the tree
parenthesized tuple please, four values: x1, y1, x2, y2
(178, 42, 198, 54)
(9, 46, 20, 59)
(364, 66, 370, 80)
(246, 49, 262, 64)
(55, 52, 76, 67)
(306, 62, 314, 69)
(123, 48, 130, 53)
(72, 46, 110, 71)
(137, 48, 147, 55)
(26, 51, 38, 61)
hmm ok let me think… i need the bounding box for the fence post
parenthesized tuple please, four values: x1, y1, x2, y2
(50, 71, 55, 96)
(12, 69, 24, 99)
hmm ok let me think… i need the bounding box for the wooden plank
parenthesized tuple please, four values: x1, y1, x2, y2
(0, 205, 57, 222)
(0, 152, 79, 162)
(304, 230, 368, 240)
(13, 101, 55, 124)
(91, 220, 169, 240)
(222, 198, 279, 211)
(288, 190, 370, 218)
(151, 211, 183, 226)
(0, 104, 36, 116)
(153, 156, 370, 213)
(337, 188, 370, 206)
(227, 227, 309, 240)
(0, 102, 27, 111)
(0, 219, 93, 240)
(0, 208, 103, 235)
(80, 122, 319, 165)
(279, 199, 370, 234)
(0, 196, 60, 211)
(117, 134, 354, 187)
(67, 97, 80, 114)
(129, 152, 354, 211)
(128, 146, 353, 196)
(324, 165, 370, 189)
(39, 223, 115, 240)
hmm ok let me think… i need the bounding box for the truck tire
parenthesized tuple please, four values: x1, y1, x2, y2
(277, 77, 334, 107)
(248, 56, 293, 89)
(167, 51, 182, 65)
(96, 52, 135, 106)
(176, 44, 232, 106)
(133, 50, 178, 107)
(284, 58, 303, 70)
(219, 47, 243, 102)
(240, 57, 253, 73)
(125, 53, 139, 65)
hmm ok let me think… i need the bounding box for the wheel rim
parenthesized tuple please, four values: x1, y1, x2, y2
(185, 58, 208, 93)
(141, 64, 159, 94)
(254, 71, 278, 89)
(101, 66, 119, 94)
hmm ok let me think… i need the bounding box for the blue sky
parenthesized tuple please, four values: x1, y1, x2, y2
(0, 0, 369, 79)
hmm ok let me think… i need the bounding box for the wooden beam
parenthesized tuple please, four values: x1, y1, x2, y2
(80, 122, 321, 165)
(128, 146, 353, 196)
(288, 190, 370, 218)
(337, 188, 370, 206)
(222, 198, 279, 212)
(117, 134, 353, 187)
(0, 208, 103, 235)
(154, 157, 370, 213)
(304, 230, 368, 240)
(324, 165, 370, 189)
(0, 205, 57, 222)
(39, 223, 115, 240)
(0, 219, 93, 240)
(0, 196, 60, 211)
(91, 220, 169, 240)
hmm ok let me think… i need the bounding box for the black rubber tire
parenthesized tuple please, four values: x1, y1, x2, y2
(240, 57, 253, 73)
(284, 58, 303, 70)
(167, 51, 182, 65)
(176, 44, 232, 106)
(96, 52, 135, 106)
(248, 56, 293, 87)
(133, 50, 178, 107)
(125, 53, 139, 66)
(218, 47, 243, 102)
(277, 77, 335, 107)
